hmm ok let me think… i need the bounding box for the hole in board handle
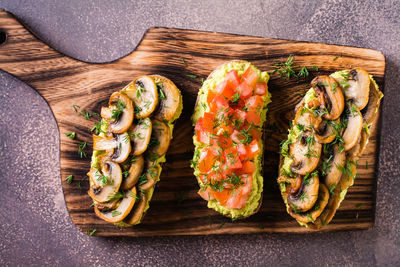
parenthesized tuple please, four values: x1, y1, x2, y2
(0, 30, 7, 46)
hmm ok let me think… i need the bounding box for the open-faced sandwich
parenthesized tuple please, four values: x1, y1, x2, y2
(191, 61, 271, 219)
(87, 75, 182, 226)
(278, 68, 383, 228)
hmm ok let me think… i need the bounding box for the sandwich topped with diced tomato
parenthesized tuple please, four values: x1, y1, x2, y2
(191, 61, 271, 219)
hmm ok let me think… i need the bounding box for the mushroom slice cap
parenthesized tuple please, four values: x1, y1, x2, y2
(100, 106, 113, 121)
(124, 191, 148, 225)
(311, 76, 344, 121)
(109, 133, 131, 163)
(92, 134, 117, 150)
(310, 186, 340, 229)
(288, 175, 303, 195)
(88, 157, 122, 203)
(289, 132, 322, 175)
(322, 144, 346, 189)
(121, 155, 145, 190)
(94, 187, 137, 223)
(93, 133, 131, 163)
(338, 158, 358, 190)
(105, 92, 134, 133)
(350, 80, 383, 158)
(138, 163, 161, 190)
(294, 102, 321, 129)
(314, 119, 338, 144)
(147, 119, 171, 157)
(288, 184, 329, 224)
(95, 197, 119, 211)
(123, 75, 159, 118)
(151, 75, 183, 122)
(342, 104, 363, 151)
(129, 118, 152, 156)
(332, 68, 370, 110)
(288, 173, 320, 212)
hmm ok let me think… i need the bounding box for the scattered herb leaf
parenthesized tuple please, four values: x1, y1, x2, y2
(65, 132, 76, 140)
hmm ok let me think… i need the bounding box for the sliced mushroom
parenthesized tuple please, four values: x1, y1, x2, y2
(314, 118, 339, 144)
(332, 68, 370, 110)
(311, 76, 344, 121)
(294, 102, 321, 129)
(338, 158, 357, 190)
(288, 184, 329, 223)
(278, 174, 303, 197)
(123, 75, 159, 118)
(92, 132, 131, 163)
(350, 81, 383, 158)
(100, 106, 113, 120)
(310, 186, 340, 229)
(87, 156, 122, 203)
(94, 187, 137, 223)
(288, 173, 319, 212)
(361, 80, 382, 125)
(124, 191, 148, 225)
(289, 132, 322, 175)
(95, 197, 119, 211)
(151, 75, 182, 122)
(121, 155, 145, 190)
(128, 118, 152, 156)
(288, 175, 303, 195)
(147, 119, 171, 156)
(322, 144, 346, 189)
(342, 103, 363, 151)
(138, 163, 161, 190)
(101, 92, 134, 133)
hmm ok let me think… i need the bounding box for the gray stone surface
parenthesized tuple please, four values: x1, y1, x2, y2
(0, 0, 399, 266)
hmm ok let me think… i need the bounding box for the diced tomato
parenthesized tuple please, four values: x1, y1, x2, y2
(225, 174, 252, 209)
(246, 110, 261, 126)
(202, 112, 214, 131)
(212, 189, 232, 206)
(214, 80, 235, 99)
(198, 189, 215, 201)
(198, 147, 219, 173)
(249, 127, 261, 140)
(207, 170, 225, 182)
(241, 66, 258, 87)
(195, 112, 214, 133)
(224, 149, 242, 170)
(234, 109, 247, 124)
(217, 136, 233, 149)
(225, 69, 240, 90)
(213, 70, 240, 99)
(245, 95, 264, 112)
(254, 82, 268, 95)
(247, 139, 261, 159)
(237, 143, 247, 161)
(210, 95, 229, 113)
(230, 97, 245, 109)
(196, 130, 210, 144)
(237, 161, 256, 174)
(207, 90, 217, 105)
(237, 81, 253, 99)
(230, 130, 241, 144)
(215, 124, 234, 136)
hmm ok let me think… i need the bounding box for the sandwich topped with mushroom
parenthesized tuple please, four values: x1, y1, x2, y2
(278, 68, 383, 228)
(87, 75, 182, 226)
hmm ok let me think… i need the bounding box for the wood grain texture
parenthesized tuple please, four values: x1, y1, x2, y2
(0, 10, 385, 236)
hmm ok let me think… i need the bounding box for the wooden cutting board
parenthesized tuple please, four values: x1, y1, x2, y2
(0, 10, 385, 236)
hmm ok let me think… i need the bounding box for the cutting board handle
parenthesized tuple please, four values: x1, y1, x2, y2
(0, 9, 93, 97)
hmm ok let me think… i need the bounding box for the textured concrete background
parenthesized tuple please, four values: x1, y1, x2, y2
(0, 0, 399, 266)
